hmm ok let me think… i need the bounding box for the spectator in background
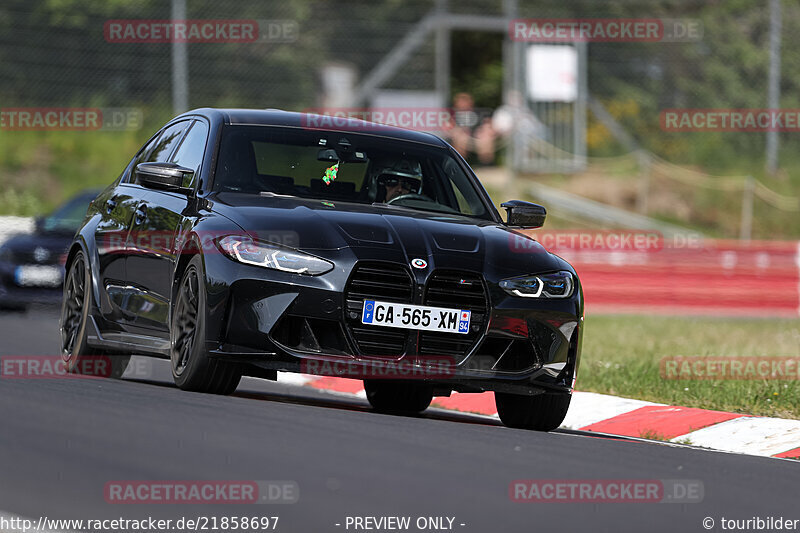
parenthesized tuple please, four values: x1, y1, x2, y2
(448, 92, 497, 166)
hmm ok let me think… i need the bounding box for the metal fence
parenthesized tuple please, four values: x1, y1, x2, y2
(1, 1, 797, 145)
(1, 0, 799, 220)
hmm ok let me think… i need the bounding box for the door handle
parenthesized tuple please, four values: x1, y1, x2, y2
(106, 198, 117, 213)
(134, 204, 147, 225)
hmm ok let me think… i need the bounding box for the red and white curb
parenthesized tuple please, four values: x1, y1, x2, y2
(279, 373, 800, 460)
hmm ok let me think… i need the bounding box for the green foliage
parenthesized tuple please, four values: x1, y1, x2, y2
(451, 31, 504, 108)
(0, 126, 152, 216)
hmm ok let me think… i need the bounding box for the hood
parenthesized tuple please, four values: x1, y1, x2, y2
(210, 192, 565, 275)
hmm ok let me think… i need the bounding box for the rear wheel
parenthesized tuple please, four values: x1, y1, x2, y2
(60, 251, 130, 378)
(495, 391, 571, 431)
(171, 256, 241, 395)
(364, 380, 434, 414)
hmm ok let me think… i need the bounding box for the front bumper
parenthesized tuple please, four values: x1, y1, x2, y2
(202, 254, 583, 396)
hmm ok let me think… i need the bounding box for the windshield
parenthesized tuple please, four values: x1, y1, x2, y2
(212, 125, 492, 220)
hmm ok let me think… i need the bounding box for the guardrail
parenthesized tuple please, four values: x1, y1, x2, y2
(2, 217, 797, 317)
(526, 233, 800, 317)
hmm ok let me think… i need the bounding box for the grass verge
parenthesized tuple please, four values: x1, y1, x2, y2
(579, 314, 800, 419)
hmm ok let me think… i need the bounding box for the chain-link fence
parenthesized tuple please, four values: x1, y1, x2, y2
(3, 1, 795, 121)
(1, 0, 799, 236)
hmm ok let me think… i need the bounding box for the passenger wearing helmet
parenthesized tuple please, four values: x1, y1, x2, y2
(375, 160, 424, 202)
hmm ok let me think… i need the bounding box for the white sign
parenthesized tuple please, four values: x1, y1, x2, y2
(527, 45, 578, 102)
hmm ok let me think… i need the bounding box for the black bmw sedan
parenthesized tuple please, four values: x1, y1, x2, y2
(60, 108, 583, 431)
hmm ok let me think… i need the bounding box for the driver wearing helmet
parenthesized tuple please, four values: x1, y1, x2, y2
(376, 160, 423, 202)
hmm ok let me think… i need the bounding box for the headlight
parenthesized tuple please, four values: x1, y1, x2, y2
(216, 235, 333, 276)
(500, 271, 574, 298)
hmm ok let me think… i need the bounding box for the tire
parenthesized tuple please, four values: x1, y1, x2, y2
(171, 255, 241, 395)
(60, 251, 130, 378)
(495, 391, 572, 431)
(364, 380, 434, 414)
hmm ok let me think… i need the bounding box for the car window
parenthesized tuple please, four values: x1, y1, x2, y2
(170, 120, 209, 188)
(251, 141, 368, 189)
(443, 158, 486, 216)
(147, 121, 191, 163)
(213, 125, 491, 220)
(126, 132, 162, 183)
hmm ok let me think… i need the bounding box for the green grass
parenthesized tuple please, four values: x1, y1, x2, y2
(0, 109, 172, 217)
(579, 315, 800, 419)
(638, 429, 670, 441)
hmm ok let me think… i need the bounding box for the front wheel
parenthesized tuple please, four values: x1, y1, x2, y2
(364, 380, 434, 414)
(495, 391, 571, 431)
(171, 255, 241, 395)
(60, 250, 130, 378)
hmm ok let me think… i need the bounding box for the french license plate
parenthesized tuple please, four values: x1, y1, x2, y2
(14, 265, 63, 287)
(361, 300, 471, 334)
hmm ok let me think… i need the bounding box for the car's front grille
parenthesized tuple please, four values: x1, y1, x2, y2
(345, 265, 489, 361)
(344, 262, 413, 356)
(419, 271, 487, 361)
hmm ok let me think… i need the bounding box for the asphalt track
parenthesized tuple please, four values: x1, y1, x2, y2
(1, 309, 799, 533)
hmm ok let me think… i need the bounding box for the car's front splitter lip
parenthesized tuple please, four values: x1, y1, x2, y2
(208, 347, 574, 396)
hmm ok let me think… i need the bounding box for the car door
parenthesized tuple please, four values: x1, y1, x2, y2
(94, 131, 162, 324)
(125, 119, 208, 332)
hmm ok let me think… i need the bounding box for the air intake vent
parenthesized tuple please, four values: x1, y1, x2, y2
(344, 262, 413, 356)
(419, 271, 487, 361)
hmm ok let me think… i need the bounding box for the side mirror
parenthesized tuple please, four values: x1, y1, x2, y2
(136, 162, 194, 195)
(501, 200, 546, 228)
